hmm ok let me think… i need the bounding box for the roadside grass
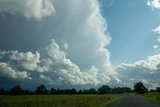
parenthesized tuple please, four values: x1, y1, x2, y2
(0, 94, 121, 107)
(137, 92, 160, 105)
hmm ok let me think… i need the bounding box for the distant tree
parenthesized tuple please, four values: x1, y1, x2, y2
(150, 89, 156, 92)
(70, 88, 77, 94)
(88, 88, 97, 94)
(64, 89, 70, 94)
(10, 85, 22, 95)
(0, 88, 6, 94)
(83, 89, 89, 94)
(56, 89, 60, 94)
(112, 87, 124, 94)
(35, 85, 48, 94)
(156, 87, 160, 92)
(134, 82, 148, 94)
(123, 87, 132, 93)
(50, 88, 56, 94)
(98, 85, 111, 94)
(22, 89, 31, 94)
(78, 90, 83, 94)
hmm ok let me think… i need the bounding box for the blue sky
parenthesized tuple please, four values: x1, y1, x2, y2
(0, 0, 160, 89)
(101, 0, 160, 65)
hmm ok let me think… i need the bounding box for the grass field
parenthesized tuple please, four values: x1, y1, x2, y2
(0, 94, 121, 107)
(138, 92, 160, 104)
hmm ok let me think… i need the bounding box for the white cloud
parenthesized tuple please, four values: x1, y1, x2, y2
(153, 25, 160, 49)
(0, 62, 31, 79)
(0, 50, 47, 72)
(50, 0, 115, 76)
(153, 45, 159, 49)
(43, 40, 101, 85)
(115, 54, 160, 88)
(9, 51, 41, 71)
(147, 0, 160, 9)
(134, 54, 160, 70)
(147, 0, 160, 50)
(0, 0, 54, 19)
(0, 40, 114, 86)
(153, 25, 160, 34)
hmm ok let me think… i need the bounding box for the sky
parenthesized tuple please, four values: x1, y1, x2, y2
(101, 0, 160, 64)
(0, 0, 160, 90)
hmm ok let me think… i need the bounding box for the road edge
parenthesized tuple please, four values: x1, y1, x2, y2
(104, 94, 124, 107)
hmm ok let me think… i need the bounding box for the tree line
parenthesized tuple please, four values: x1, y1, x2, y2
(0, 82, 159, 95)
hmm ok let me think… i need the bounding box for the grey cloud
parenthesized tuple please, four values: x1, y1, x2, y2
(39, 74, 54, 85)
(0, 62, 31, 79)
(9, 51, 41, 71)
(0, 50, 47, 72)
(0, 0, 54, 19)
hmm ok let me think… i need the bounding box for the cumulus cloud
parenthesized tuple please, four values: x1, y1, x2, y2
(0, 40, 115, 87)
(0, 0, 54, 19)
(153, 25, 160, 34)
(147, 0, 160, 9)
(0, 0, 121, 88)
(0, 62, 31, 79)
(0, 50, 47, 72)
(9, 51, 41, 70)
(41, 40, 106, 85)
(115, 54, 160, 88)
(39, 74, 53, 84)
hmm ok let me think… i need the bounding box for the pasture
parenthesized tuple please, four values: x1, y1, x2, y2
(0, 94, 121, 107)
(139, 92, 160, 104)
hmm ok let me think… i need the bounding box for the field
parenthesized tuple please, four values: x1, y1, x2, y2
(0, 94, 121, 107)
(138, 92, 160, 104)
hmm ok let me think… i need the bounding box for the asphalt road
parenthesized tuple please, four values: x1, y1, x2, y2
(109, 94, 160, 107)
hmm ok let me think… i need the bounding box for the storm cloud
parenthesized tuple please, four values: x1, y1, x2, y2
(0, 0, 119, 89)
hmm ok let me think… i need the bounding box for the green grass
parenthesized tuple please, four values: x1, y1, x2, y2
(138, 92, 160, 105)
(0, 94, 121, 107)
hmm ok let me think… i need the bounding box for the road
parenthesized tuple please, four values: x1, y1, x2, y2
(109, 94, 160, 107)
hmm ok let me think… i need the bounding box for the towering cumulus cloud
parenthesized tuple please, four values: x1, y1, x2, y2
(0, 0, 118, 88)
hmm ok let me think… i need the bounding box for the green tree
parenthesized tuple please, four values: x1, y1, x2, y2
(35, 85, 48, 94)
(156, 87, 160, 92)
(0, 88, 6, 94)
(98, 85, 111, 94)
(134, 82, 148, 94)
(10, 85, 22, 95)
(88, 88, 97, 94)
